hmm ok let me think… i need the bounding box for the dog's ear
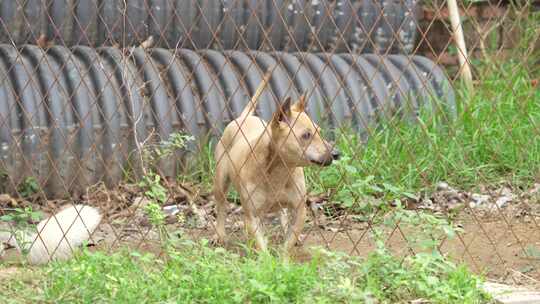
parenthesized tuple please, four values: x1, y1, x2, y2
(272, 96, 293, 127)
(292, 93, 308, 112)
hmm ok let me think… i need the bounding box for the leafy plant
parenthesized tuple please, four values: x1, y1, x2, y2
(137, 132, 193, 243)
(377, 205, 461, 252)
(180, 139, 216, 188)
(138, 173, 168, 205)
(306, 132, 418, 213)
(17, 177, 39, 198)
(0, 207, 42, 225)
(0, 207, 42, 256)
(138, 172, 168, 240)
(143, 132, 194, 165)
(313, 208, 488, 303)
(143, 202, 166, 228)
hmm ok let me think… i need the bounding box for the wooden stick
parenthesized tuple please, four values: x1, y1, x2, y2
(447, 0, 474, 91)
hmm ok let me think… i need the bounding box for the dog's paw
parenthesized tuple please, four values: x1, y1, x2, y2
(209, 235, 227, 247)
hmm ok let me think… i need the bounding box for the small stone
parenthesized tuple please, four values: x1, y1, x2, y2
(470, 193, 490, 208)
(447, 199, 464, 211)
(163, 205, 180, 216)
(528, 183, 540, 196)
(482, 282, 540, 304)
(496, 196, 512, 208)
(0, 194, 17, 207)
(325, 227, 339, 233)
(437, 182, 450, 191)
(499, 187, 514, 199)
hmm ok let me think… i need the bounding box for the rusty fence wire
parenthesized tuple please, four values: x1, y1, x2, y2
(0, 0, 539, 286)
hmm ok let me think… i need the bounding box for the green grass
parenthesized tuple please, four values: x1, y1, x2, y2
(305, 62, 540, 208)
(1, 210, 491, 303)
(180, 139, 217, 189)
(0, 237, 490, 304)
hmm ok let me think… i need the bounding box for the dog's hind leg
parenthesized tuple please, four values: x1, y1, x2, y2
(213, 165, 231, 244)
(279, 209, 289, 234)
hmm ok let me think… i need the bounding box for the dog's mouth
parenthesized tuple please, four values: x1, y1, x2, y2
(310, 158, 333, 167)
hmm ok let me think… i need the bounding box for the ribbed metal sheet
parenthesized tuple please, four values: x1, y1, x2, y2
(0, 0, 418, 53)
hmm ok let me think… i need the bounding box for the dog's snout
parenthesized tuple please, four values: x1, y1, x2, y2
(331, 149, 341, 160)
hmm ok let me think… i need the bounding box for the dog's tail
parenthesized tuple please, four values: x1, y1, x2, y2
(0, 205, 102, 265)
(239, 68, 274, 118)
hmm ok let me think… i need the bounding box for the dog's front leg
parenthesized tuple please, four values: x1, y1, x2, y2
(283, 203, 307, 252)
(244, 211, 268, 252)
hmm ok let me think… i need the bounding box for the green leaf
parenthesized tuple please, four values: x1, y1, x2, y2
(0, 214, 14, 221)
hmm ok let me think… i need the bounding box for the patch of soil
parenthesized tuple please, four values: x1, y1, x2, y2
(299, 214, 540, 282)
(0, 266, 19, 280)
(88, 209, 540, 284)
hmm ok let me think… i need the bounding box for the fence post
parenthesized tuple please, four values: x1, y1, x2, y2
(447, 0, 474, 91)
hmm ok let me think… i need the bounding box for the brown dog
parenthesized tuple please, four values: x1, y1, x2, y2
(213, 72, 340, 252)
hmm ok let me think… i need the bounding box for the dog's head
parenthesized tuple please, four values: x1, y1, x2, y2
(271, 94, 340, 167)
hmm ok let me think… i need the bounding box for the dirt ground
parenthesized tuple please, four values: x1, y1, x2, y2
(302, 214, 540, 282)
(1, 183, 540, 288)
(84, 207, 540, 286)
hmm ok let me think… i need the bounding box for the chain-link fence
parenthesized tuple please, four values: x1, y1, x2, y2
(0, 0, 539, 293)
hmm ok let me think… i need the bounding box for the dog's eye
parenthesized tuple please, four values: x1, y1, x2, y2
(301, 131, 312, 140)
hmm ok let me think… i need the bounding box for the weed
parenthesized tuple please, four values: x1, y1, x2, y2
(17, 177, 39, 198)
(143, 202, 166, 228)
(137, 167, 169, 242)
(313, 208, 489, 303)
(180, 140, 216, 188)
(378, 204, 461, 251)
(136, 132, 194, 243)
(0, 207, 42, 226)
(138, 173, 168, 205)
(0, 207, 42, 255)
(143, 132, 194, 166)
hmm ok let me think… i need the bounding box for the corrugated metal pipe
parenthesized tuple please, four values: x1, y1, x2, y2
(0, 0, 419, 53)
(0, 46, 454, 197)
